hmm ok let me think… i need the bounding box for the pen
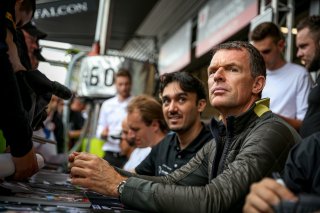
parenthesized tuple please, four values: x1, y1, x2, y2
(272, 172, 286, 186)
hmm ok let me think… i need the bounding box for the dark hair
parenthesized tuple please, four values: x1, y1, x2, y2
(297, 15, 320, 42)
(249, 22, 284, 43)
(212, 41, 266, 80)
(115, 68, 132, 83)
(127, 95, 168, 133)
(159, 71, 206, 102)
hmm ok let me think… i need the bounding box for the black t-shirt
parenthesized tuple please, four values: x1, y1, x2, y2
(300, 76, 320, 138)
(69, 110, 85, 131)
(135, 123, 213, 176)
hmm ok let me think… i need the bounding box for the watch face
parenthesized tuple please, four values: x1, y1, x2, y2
(118, 181, 126, 195)
(119, 183, 125, 193)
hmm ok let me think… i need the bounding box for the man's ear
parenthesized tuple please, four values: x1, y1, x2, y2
(151, 120, 160, 131)
(277, 39, 286, 51)
(197, 99, 207, 112)
(252, 76, 265, 95)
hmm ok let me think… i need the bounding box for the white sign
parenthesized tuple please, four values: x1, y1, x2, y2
(78, 56, 124, 97)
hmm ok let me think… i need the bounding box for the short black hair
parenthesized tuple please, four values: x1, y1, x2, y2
(159, 71, 206, 102)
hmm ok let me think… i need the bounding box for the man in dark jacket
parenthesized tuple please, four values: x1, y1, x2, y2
(69, 41, 300, 212)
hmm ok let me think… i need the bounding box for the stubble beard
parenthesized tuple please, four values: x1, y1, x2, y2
(308, 45, 320, 72)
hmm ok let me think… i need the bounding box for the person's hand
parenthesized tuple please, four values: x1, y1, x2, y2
(243, 178, 297, 213)
(69, 152, 127, 197)
(68, 151, 80, 169)
(11, 147, 39, 180)
(101, 127, 109, 140)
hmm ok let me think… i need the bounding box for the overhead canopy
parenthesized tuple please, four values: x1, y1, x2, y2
(34, 0, 158, 50)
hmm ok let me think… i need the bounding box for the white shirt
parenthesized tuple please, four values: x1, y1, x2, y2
(96, 95, 132, 152)
(123, 147, 151, 171)
(262, 62, 312, 120)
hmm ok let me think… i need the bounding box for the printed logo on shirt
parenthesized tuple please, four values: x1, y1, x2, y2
(158, 164, 172, 176)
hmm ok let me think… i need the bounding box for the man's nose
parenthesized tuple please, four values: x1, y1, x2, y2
(296, 49, 302, 58)
(168, 101, 177, 112)
(128, 129, 135, 138)
(213, 68, 225, 82)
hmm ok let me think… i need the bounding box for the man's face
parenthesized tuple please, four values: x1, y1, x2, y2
(207, 49, 262, 116)
(119, 119, 134, 156)
(161, 82, 205, 134)
(127, 109, 155, 148)
(252, 36, 284, 70)
(115, 76, 131, 99)
(22, 30, 39, 69)
(296, 27, 320, 71)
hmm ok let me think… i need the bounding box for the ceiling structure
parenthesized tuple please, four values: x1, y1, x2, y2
(35, 0, 312, 62)
(34, 0, 207, 61)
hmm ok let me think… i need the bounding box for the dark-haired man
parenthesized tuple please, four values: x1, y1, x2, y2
(250, 22, 311, 131)
(135, 72, 212, 176)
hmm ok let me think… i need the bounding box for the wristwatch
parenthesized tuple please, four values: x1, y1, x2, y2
(117, 180, 127, 198)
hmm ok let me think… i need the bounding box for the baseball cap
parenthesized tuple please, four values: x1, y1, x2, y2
(34, 48, 46, 62)
(21, 22, 47, 39)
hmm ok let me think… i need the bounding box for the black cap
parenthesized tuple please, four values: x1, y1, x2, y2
(34, 48, 46, 62)
(21, 22, 47, 39)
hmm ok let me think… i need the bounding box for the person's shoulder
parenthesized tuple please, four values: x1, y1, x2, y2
(286, 62, 308, 74)
(302, 132, 320, 146)
(153, 132, 176, 149)
(101, 96, 117, 105)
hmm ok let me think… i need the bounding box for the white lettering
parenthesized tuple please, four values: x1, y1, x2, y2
(34, 2, 88, 19)
(57, 5, 67, 16)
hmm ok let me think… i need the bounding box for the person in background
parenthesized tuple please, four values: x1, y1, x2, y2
(134, 72, 212, 176)
(243, 15, 320, 213)
(123, 95, 168, 172)
(52, 96, 64, 153)
(119, 118, 135, 169)
(68, 96, 86, 150)
(297, 15, 320, 138)
(250, 22, 312, 131)
(20, 21, 47, 70)
(69, 41, 300, 212)
(96, 69, 133, 168)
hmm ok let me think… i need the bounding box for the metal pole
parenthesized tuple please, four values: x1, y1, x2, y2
(272, 0, 279, 24)
(94, 0, 105, 42)
(100, 0, 111, 55)
(260, 0, 266, 13)
(62, 52, 86, 153)
(285, 0, 294, 62)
